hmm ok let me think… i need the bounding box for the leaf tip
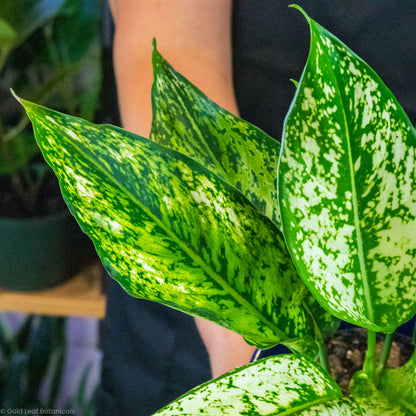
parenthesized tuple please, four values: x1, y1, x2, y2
(290, 78, 299, 88)
(152, 38, 162, 66)
(10, 88, 31, 113)
(289, 4, 311, 23)
(10, 88, 21, 104)
(151, 38, 165, 79)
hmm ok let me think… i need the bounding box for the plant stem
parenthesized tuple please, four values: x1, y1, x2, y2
(301, 300, 330, 373)
(363, 330, 377, 381)
(379, 332, 394, 371)
(374, 332, 394, 386)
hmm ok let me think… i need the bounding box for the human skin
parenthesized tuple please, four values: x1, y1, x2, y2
(108, 0, 256, 378)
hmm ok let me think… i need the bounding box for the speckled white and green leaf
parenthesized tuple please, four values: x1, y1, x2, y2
(350, 371, 414, 415)
(150, 44, 339, 348)
(150, 43, 281, 228)
(279, 6, 416, 332)
(152, 354, 345, 415)
(18, 97, 320, 350)
(152, 356, 412, 416)
(379, 352, 416, 413)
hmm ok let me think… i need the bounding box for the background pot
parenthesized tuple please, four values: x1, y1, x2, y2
(0, 209, 96, 291)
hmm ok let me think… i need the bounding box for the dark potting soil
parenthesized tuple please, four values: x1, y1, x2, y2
(326, 327, 415, 395)
(0, 174, 67, 218)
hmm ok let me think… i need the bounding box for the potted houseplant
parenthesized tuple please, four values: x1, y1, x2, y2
(0, 0, 102, 291)
(15, 5, 416, 414)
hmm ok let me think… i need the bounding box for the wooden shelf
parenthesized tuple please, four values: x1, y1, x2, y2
(0, 262, 106, 318)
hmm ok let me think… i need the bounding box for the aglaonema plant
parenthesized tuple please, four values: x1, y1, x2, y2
(13, 5, 416, 414)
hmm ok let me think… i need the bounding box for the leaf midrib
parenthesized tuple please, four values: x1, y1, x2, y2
(268, 392, 341, 415)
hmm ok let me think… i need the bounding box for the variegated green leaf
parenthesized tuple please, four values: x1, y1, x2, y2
(379, 352, 416, 413)
(18, 96, 317, 350)
(350, 371, 414, 415)
(150, 42, 281, 228)
(150, 45, 339, 349)
(153, 354, 343, 415)
(279, 6, 416, 332)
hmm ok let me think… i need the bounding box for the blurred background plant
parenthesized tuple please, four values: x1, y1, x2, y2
(0, 315, 67, 409)
(0, 1, 105, 412)
(0, 0, 103, 217)
(0, 315, 97, 414)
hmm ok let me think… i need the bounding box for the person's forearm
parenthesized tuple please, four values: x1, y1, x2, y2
(109, 0, 239, 136)
(109, 0, 255, 377)
(194, 317, 255, 377)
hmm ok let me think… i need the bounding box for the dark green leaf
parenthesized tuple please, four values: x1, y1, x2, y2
(279, 6, 416, 332)
(3, 351, 28, 408)
(52, 0, 102, 63)
(15, 315, 34, 352)
(0, 0, 66, 50)
(0, 317, 13, 359)
(0, 16, 16, 48)
(46, 344, 66, 408)
(27, 317, 66, 405)
(44, 0, 103, 120)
